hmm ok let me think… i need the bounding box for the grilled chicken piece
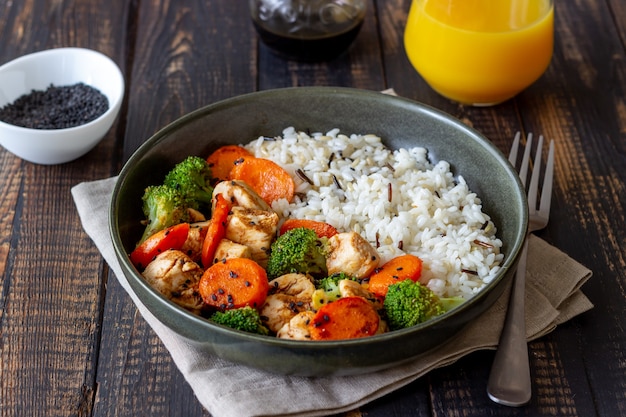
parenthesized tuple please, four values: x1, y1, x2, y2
(259, 294, 306, 333)
(224, 206, 279, 267)
(213, 180, 271, 211)
(338, 279, 383, 310)
(141, 249, 204, 313)
(260, 273, 316, 333)
(326, 231, 381, 278)
(277, 311, 315, 340)
(180, 220, 210, 263)
(267, 273, 316, 298)
(212, 238, 252, 263)
(187, 207, 207, 223)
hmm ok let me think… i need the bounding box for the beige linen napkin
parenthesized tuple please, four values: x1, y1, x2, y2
(71, 176, 593, 417)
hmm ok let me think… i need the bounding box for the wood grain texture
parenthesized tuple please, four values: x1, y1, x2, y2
(0, 0, 624, 416)
(0, 0, 127, 415)
(91, 1, 255, 416)
(121, 0, 256, 157)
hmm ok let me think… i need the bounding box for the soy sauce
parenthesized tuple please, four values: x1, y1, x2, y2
(250, 0, 366, 62)
(253, 18, 364, 61)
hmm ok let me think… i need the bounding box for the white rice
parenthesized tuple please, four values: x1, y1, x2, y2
(244, 127, 504, 299)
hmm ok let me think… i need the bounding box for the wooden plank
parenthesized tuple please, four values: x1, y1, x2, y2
(120, 0, 257, 157)
(374, 0, 624, 416)
(356, 378, 432, 417)
(0, 0, 129, 415)
(92, 1, 256, 416)
(539, 1, 626, 416)
(608, 0, 626, 46)
(93, 276, 210, 417)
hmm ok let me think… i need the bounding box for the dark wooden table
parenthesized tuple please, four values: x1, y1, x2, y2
(1, 1, 625, 416)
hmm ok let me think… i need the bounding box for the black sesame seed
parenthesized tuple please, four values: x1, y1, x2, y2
(0, 82, 109, 129)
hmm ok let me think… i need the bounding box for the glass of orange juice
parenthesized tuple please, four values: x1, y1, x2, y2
(404, 0, 554, 106)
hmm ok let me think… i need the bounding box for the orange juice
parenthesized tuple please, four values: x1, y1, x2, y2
(404, 0, 554, 105)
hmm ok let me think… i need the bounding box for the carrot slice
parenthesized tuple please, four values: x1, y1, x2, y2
(198, 257, 269, 310)
(228, 156, 295, 205)
(367, 254, 423, 298)
(130, 222, 190, 270)
(206, 145, 253, 182)
(279, 218, 338, 239)
(309, 296, 379, 340)
(201, 193, 231, 268)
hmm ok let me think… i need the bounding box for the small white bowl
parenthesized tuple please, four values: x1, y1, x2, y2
(0, 47, 124, 164)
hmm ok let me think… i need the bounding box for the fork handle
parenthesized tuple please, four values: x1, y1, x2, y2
(486, 237, 532, 406)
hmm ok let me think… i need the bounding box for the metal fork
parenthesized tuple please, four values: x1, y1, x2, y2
(487, 132, 555, 406)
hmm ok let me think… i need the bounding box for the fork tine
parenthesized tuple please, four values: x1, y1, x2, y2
(519, 133, 533, 187)
(539, 139, 555, 217)
(509, 132, 521, 165)
(527, 135, 543, 211)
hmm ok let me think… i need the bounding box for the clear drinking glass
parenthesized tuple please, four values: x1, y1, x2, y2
(404, 0, 554, 106)
(250, 0, 367, 61)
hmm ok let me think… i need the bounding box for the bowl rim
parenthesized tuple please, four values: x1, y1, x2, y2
(110, 86, 528, 350)
(0, 47, 125, 134)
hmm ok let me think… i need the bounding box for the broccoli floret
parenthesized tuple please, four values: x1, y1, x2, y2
(210, 306, 269, 335)
(439, 296, 466, 311)
(138, 184, 194, 245)
(311, 272, 360, 310)
(317, 272, 358, 291)
(383, 279, 446, 330)
(266, 227, 328, 280)
(164, 156, 214, 209)
(318, 272, 359, 300)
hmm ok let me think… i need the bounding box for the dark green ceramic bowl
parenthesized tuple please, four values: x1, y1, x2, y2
(110, 87, 527, 376)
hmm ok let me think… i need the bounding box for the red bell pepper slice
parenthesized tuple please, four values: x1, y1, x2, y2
(130, 222, 190, 270)
(201, 193, 231, 268)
